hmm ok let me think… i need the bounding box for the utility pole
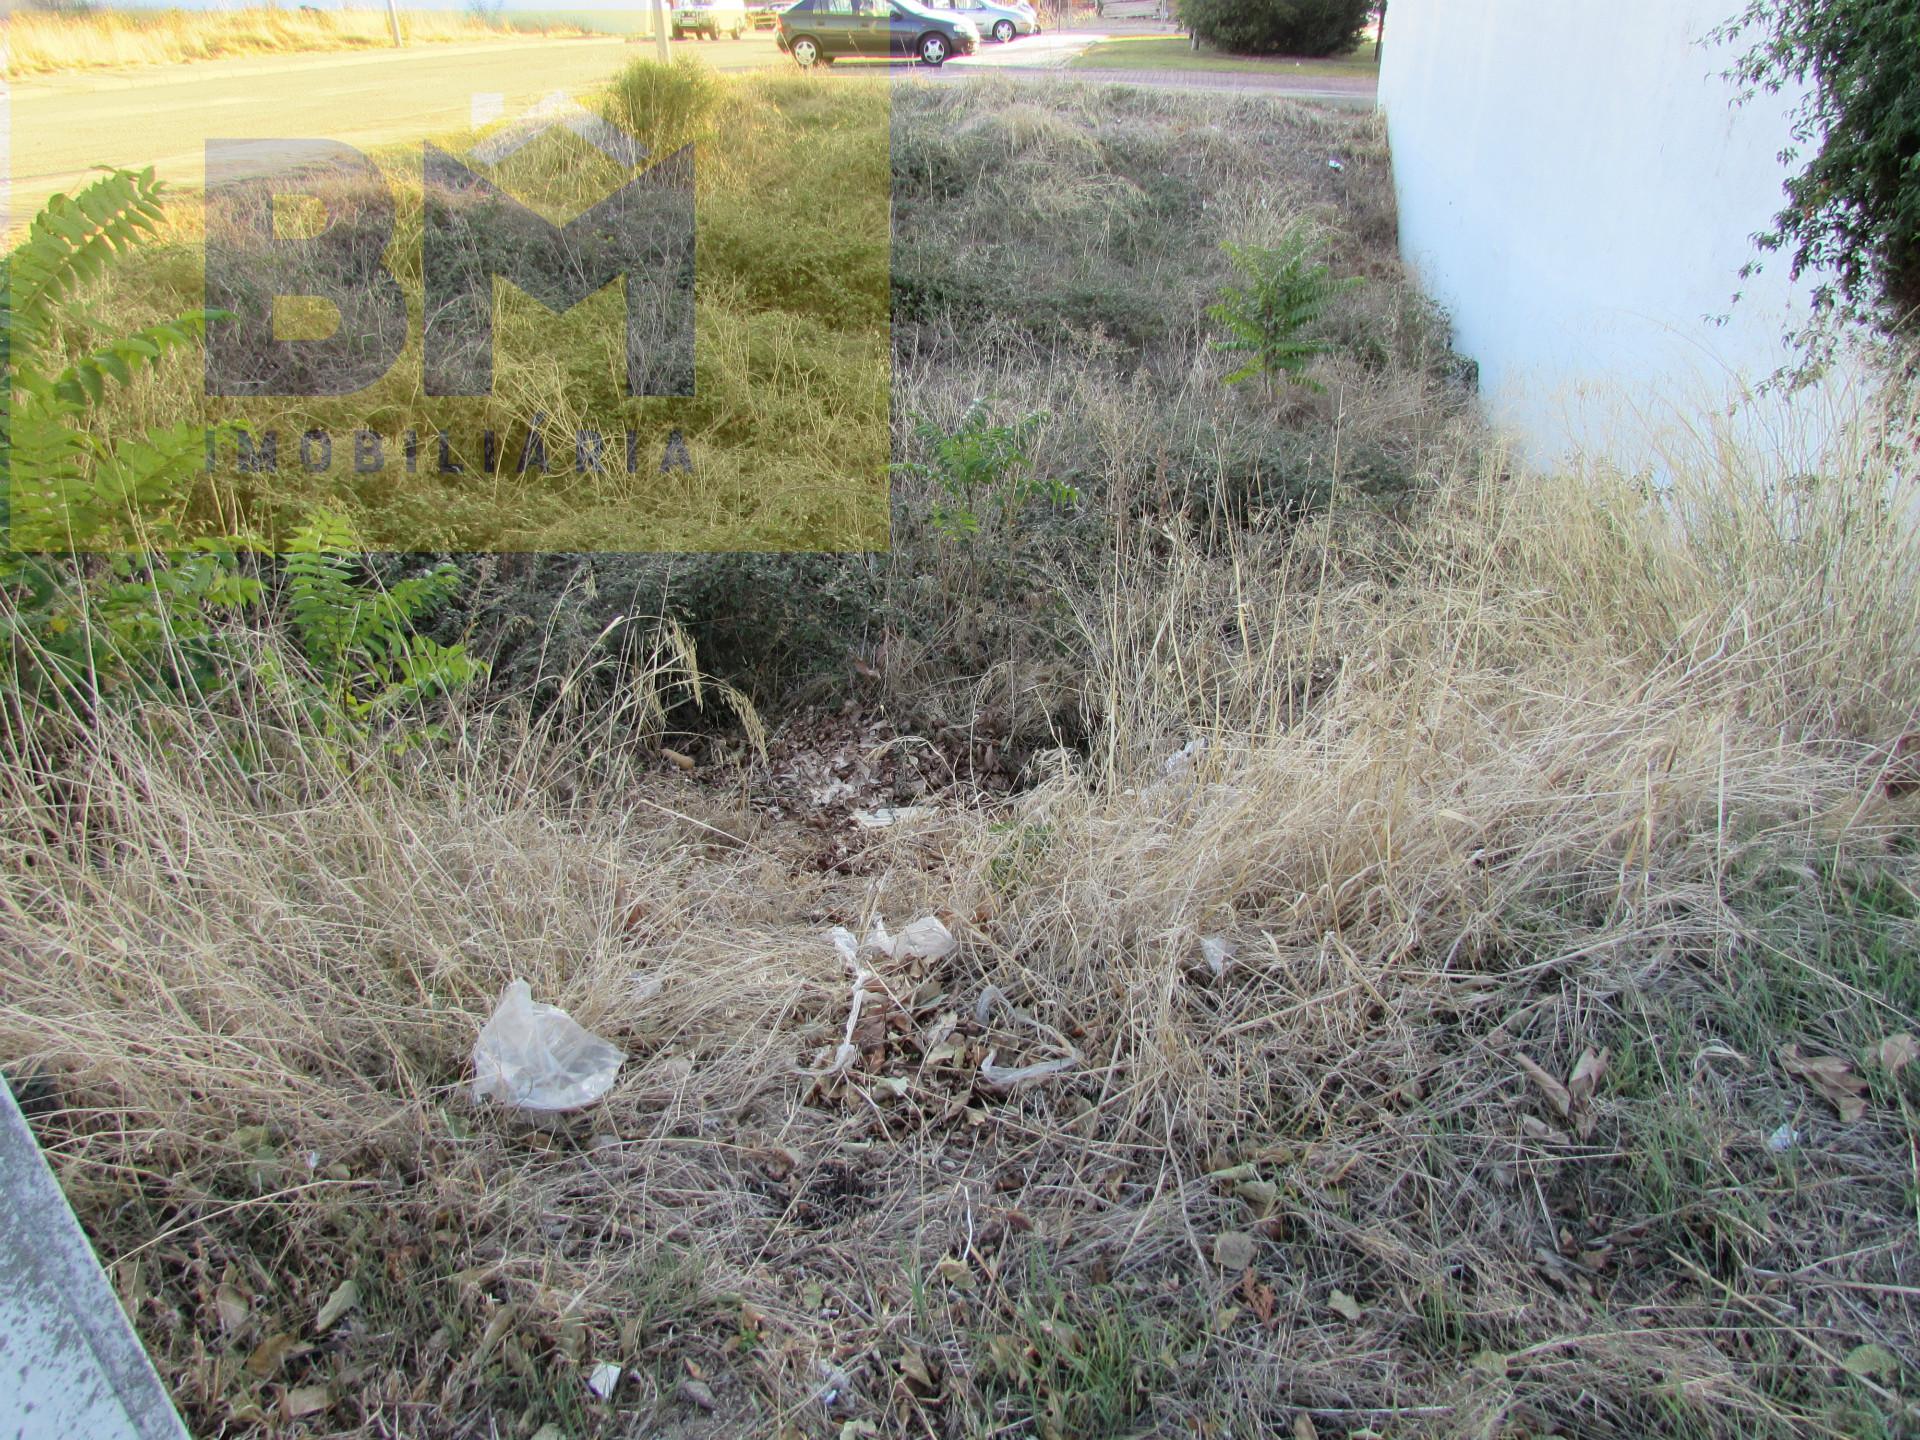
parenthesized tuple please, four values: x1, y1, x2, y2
(385, 0, 403, 47)
(653, 0, 671, 61)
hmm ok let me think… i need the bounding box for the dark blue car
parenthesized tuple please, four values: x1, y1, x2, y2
(778, 0, 979, 66)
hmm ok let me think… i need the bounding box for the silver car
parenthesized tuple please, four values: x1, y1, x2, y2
(918, 0, 1038, 41)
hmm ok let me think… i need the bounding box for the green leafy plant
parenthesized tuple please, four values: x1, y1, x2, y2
(895, 399, 1075, 542)
(1717, 0, 1920, 338)
(1174, 0, 1370, 57)
(278, 510, 485, 730)
(2, 167, 259, 705)
(987, 818, 1056, 897)
(1207, 229, 1360, 390)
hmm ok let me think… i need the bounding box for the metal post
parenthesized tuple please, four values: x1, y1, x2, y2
(385, 0, 403, 47)
(654, 0, 672, 61)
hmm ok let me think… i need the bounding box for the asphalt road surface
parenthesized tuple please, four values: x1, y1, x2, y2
(8, 34, 782, 226)
(9, 27, 1371, 228)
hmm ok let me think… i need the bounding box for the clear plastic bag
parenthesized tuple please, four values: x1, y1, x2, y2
(471, 980, 624, 1112)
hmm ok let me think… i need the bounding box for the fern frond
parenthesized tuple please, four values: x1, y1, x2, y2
(52, 311, 221, 407)
(7, 169, 167, 349)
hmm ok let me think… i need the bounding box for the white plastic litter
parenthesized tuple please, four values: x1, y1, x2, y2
(1199, 936, 1236, 979)
(972, 984, 1079, 1091)
(1160, 737, 1208, 779)
(587, 1362, 623, 1399)
(1767, 1123, 1799, 1153)
(471, 980, 624, 1112)
(868, 915, 958, 963)
(807, 916, 961, 1079)
(852, 805, 938, 829)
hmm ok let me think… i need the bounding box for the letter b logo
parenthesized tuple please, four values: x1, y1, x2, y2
(203, 127, 694, 399)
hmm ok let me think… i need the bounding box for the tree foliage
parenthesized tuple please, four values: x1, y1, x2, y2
(1717, 0, 1920, 333)
(1175, 0, 1370, 57)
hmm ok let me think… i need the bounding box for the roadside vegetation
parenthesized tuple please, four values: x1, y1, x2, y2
(4, 59, 1920, 1440)
(1070, 33, 1380, 75)
(8, 5, 591, 77)
(1717, 0, 1920, 361)
(1174, 0, 1372, 58)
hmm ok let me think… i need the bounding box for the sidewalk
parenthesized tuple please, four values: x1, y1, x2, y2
(893, 60, 1377, 106)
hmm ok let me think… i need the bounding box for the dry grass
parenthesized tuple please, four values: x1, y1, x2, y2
(5, 408, 1920, 1436)
(5, 71, 1920, 1440)
(7, 6, 583, 77)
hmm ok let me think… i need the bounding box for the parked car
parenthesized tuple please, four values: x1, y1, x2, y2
(917, 0, 1038, 41)
(778, 0, 978, 65)
(672, 0, 749, 38)
(745, 0, 788, 27)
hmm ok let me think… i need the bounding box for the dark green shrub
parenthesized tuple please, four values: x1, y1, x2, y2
(1718, 0, 1920, 334)
(1175, 0, 1370, 56)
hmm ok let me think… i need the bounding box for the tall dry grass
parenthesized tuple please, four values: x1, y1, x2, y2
(3, 395, 1916, 1434)
(7, 7, 586, 77)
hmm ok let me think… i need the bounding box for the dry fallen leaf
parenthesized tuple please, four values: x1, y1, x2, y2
(934, 1256, 975, 1289)
(899, 1345, 937, 1390)
(1328, 1289, 1364, 1322)
(1781, 1045, 1870, 1122)
(283, 1384, 331, 1419)
(244, 1332, 297, 1379)
(1567, 1047, 1609, 1140)
(1234, 1178, 1279, 1214)
(1877, 1032, 1918, 1076)
(1568, 1047, 1609, 1104)
(1212, 1231, 1258, 1270)
(1514, 1052, 1572, 1118)
(214, 1282, 250, 1333)
(1293, 1415, 1320, 1440)
(1520, 1114, 1569, 1145)
(313, 1278, 359, 1334)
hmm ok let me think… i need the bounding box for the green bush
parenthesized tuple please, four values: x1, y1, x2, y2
(1175, 0, 1370, 56)
(1207, 227, 1360, 389)
(599, 57, 722, 157)
(1718, 0, 1920, 334)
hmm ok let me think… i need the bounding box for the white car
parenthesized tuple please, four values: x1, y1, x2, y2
(918, 0, 1038, 41)
(672, 0, 750, 38)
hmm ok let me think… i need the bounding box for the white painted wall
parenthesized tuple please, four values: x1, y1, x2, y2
(1378, 0, 1860, 470)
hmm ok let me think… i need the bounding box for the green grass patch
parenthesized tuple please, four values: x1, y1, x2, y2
(1067, 34, 1378, 77)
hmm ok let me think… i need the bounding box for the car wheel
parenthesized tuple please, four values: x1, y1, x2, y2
(672, 25, 684, 37)
(790, 33, 821, 64)
(992, 18, 1014, 40)
(918, 32, 949, 63)
(732, 23, 744, 36)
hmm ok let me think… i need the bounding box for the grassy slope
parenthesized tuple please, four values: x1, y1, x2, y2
(29, 63, 891, 554)
(1068, 35, 1380, 76)
(8, 7, 593, 77)
(5, 68, 1920, 1440)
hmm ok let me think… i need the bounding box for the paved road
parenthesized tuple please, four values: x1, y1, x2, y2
(8, 26, 1372, 227)
(7, 34, 782, 225)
